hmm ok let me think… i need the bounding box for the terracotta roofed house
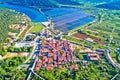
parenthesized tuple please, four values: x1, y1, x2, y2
(46, 64, 54, 71)
(87, 53, 100, 61)
(70, 64, 79, 69)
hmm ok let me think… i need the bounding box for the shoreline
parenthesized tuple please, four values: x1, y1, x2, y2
(0, 3, 48, 22)
(0, 3, 95, 32)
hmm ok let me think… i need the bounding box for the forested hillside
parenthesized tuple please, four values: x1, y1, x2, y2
(0, 57, 27, 79)
(0, 7, 22, 43)
(0, 7, 24, 56)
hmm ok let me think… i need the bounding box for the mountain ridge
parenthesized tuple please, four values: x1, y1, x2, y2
(96, 0, 120, 10)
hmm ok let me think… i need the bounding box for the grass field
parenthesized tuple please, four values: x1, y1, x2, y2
(64, 35, 106, 49)
(110, 51, 120, 66)
(68, 3, 120, 66)
(29, 23, 44, 33)
(18, 25, 31, 41)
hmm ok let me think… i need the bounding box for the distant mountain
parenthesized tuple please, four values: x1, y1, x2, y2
(1, 0, 119, 10)
(0, 0, 81, 8)
(0, 0, 58, 8)
(55, 0, 81, 5)
(73, 0, 119, 3)
(96, 0, 120, 10)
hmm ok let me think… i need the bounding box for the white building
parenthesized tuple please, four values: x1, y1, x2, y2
(0, 55, 2, 60)
(15, 41, 35, 48)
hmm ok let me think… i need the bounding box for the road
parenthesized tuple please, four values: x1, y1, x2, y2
(25, 36, 44, 80)
(15, 26, 26, 41)
(106, 50, 120, 80)
(65, 36, 119, 69)
(111, 71, 120, 80)
(106, 50, 120, 69)
(18, 36, 39, 69)
(17, 43, 36, 69)
(26, 55, 38, 80)
(69, 41, 120, 79)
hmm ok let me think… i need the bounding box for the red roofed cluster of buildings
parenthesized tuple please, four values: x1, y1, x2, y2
(86, 50, 104, 61)
(35, 39, 78, 71)
(87, 53, 100, 61)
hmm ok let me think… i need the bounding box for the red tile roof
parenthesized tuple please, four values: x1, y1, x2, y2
(70, 64, 79, 69)
(35, 39, 78, 71)
(46, 64, 54, 71)
(48, 57, 53, 63)
(35, 59, 42, 71)
(87, 54, 100, 61)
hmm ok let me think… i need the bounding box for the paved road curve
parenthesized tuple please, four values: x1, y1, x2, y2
(106, 50, 120, 69)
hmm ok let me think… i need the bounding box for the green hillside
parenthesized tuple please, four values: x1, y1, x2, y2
(0, 7, 22, 43)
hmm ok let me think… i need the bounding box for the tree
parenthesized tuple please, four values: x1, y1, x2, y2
(28, 47, 33, 52)
(7, 46, 14, 52)
(0, 46, 7, 56)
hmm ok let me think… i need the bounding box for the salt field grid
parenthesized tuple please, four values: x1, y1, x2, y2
(44, 8, 95, 32)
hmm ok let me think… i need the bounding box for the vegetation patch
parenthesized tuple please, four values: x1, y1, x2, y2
(0, 56, 27, 80)
(72, 32, 105, 44)
(29, 24, 44, 33)
(18, 25, 31, 41)
(0, 7, 22, 43)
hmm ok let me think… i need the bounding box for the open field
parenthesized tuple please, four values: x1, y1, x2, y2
(64, 35, 106, 49)
(72, 32, 105, 44)
(18, 25, 31, 41)
(0, 0, 120, 80)
(68, 2, 120, 66)
(69, 6, 120, 48)
(29, 23, 44, 33)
